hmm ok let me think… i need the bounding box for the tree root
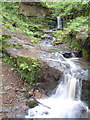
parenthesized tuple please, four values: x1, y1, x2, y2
(33, 88, 51, 109)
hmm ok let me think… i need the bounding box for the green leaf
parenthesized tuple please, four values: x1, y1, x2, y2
(19, 63, 28, 70)
(28, 68, 32, 71)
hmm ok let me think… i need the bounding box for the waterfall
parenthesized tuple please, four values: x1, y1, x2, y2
(57, 16, 63, 29)
(25, 56, 88, 118)
(25, 31, 88, 118)
(68, 77, 77, 99)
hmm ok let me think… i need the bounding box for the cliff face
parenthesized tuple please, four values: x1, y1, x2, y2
(20, 2, 49, 18)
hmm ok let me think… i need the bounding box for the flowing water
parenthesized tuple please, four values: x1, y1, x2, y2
(57, 16, 63, 29)
(25, 29, 89, 118)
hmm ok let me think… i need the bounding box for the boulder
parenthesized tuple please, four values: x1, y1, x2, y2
(2, 31, 62, 94)
(20, 3, 49, 17)
(81, 79, 90, 107)
(26, 100, 37, 108)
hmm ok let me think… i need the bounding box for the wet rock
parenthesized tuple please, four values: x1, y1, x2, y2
(62, 52, 72, 58)
(81, 79, 90, 107)
(2, 31, 62, 94)
(41, 111, 49, 115)
(37, 61, 62, 94)
(6, 47, 18, 58)
(75, 50, 82, 57)
(0, 107, 11, 113)
(9, 100, 29, 118)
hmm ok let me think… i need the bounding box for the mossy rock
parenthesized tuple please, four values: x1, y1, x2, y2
(24, 92, 33, 99)
(2, 34, 11, 52)
(54, 40, 63, 45)
(41, 36, 45, 39)
(2, 34, 11, 41)
(12, 43, 22, 49)
(82, 49, 90, 61)
(2, 34, 22, 53)
(17, 56, 38, 67)
(26, 100, 37, 108)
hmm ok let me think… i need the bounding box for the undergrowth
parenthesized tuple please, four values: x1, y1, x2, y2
(2, 2, 49, 45)
(3, 53, 41, 84)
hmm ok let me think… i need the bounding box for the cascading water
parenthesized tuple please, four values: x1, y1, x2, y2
(25, 53, 88, 118)
(68, 77, 77, 99)
(57, 16, 63, 29)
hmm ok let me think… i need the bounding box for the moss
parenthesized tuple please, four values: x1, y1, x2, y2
(26, 100, 37, 108)
(41, 35, 45, 39)
(54, 41, 62, 45)
(12, 43, 22, 49)
(2, 35, 11, 52)
(17, 56, 37, 66)
(24, 92, 33, 99)
(82, 49, 89, 61)
(2, 34, 23, 53)
(2, 34, 11, 40)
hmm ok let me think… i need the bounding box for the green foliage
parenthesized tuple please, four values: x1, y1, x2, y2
(3, 53, 17, 67)
(52, 30, 64, 44)
(3, 53, 42, 84)
(53, 30, 64, 37)
(53, 16, 89, 56)
(2, 34, 11, 40)
(2, 34, 23, 52)
(17, 56, 41, 84)
(23, 2, 49, 9)
(2, 2, 49, 45)
(51, 1, 89, 61)
(64, 16, 88, 44)
(50, 2, 89, 24)
(30, 36, 40, 45)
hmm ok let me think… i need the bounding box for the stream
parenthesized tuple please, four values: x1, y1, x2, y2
(25, 29, 89, 118)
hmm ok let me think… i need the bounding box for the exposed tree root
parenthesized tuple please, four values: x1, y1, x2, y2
(33, 88, 51, 109)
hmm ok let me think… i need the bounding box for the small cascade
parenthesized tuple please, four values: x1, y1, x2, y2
(57, 16, 63, 29)
(25, 55, 88, 118)
(25, 30, 88, 118)
(68, 77, 77, 99)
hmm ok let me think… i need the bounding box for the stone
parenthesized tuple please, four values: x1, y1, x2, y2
(0, 107, 11, 113)
(4, 86, 11, 91)
(62, 52, 72, 58)
(81, 79, 90, 108)
(20, 3, 49, 17)
(2, 30, 62, 95)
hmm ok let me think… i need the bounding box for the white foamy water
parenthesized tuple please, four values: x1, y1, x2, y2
(25, 56, 88, 118)
(57, 16, 63, 29)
